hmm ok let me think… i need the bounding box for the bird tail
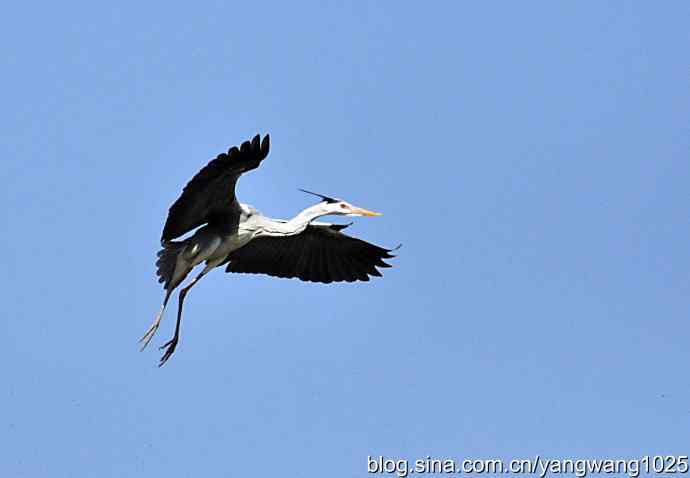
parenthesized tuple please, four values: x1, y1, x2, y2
(155, 240, 188, 291)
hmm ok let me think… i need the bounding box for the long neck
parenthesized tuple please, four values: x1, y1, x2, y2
(286, 203, 327, 234)
(287, 203, 328, 229)
(258, 204, 328, 237)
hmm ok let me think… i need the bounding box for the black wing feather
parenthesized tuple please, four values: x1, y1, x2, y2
(161, 134, 270, 242)
(224, 225, 396, 283)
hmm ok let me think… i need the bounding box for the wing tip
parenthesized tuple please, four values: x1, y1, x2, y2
(329, 222, 353, 232)
(382, 243, 402, 259)
(260, 133, 270, 158)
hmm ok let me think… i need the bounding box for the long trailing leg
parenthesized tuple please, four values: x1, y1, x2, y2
(139, 289, 173, 351)
(158, 269, 208, 367)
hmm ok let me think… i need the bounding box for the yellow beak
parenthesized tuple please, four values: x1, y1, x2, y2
(351, 207, 382, 217)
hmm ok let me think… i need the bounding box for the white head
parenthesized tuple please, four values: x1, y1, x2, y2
(322, 199, 382, 217)
(300, 189, 382, 217)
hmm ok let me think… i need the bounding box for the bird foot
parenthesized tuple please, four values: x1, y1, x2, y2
(139, 324, 160, 351)
(158, 338, 178, 367)
(139, 307, 165, 351)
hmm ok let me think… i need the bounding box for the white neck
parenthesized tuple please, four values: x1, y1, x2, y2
(256, 203, 330, 237)
(287, 203, 329, 229)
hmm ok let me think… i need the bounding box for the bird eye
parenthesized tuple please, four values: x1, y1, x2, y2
(340, 203, 347, 209)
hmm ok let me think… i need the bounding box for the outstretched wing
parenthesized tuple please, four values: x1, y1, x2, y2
(224, 224, 397, 283)
(161, 134, 270, 242)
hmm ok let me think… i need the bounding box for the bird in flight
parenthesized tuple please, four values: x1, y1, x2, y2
(141, 133, 398, 366)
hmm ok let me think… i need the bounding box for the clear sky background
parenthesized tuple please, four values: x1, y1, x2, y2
(2, 1, 689, 476)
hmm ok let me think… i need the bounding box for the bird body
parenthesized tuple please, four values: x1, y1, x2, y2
(142, 133, 397, 366)
(159, 206, 256, 293)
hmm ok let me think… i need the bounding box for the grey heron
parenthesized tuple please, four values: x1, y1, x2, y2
(141, 133, 398, 366)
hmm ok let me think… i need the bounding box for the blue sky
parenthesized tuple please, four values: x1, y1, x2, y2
(2, 1, 689, 476)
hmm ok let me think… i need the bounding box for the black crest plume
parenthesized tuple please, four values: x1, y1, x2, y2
(298, 189, 340, 204)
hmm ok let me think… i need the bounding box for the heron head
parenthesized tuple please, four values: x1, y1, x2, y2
(329, 200, 382, 217)
(299, 189, 382, 217)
